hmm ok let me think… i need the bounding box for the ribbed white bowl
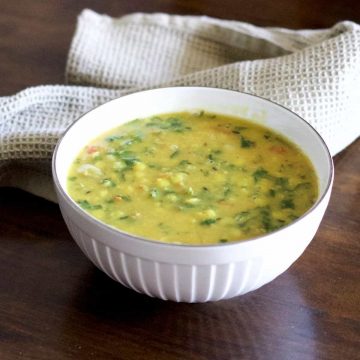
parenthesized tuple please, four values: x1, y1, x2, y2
(52, 87, 333, 302)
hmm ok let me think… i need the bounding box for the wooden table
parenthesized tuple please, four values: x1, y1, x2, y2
(1, 1, 359, 359)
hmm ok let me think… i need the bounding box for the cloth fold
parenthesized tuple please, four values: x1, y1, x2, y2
(1, 9, 359, 201)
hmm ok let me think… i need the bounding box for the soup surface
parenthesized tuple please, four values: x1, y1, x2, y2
(67, 111, 318, 245)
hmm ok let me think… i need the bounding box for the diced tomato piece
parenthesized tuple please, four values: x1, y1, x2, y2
(270, 145, 287, 154)
(87, 145, 99, 154)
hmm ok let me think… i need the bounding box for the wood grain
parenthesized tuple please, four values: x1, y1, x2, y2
(0, 1, 359, 359)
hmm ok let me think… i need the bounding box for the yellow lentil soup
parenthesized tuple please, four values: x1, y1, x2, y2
(67, 111, 318, 245)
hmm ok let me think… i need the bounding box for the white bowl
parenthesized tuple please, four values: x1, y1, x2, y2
(52, 87, 333, 302)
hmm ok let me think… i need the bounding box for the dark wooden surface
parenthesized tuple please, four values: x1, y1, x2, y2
(0, 1, 359, 359)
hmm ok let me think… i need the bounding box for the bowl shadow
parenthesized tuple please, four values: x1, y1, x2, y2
(57, 263, 322, 360)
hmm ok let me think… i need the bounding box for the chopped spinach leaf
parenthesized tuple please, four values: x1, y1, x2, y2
(147, 163, 161, 169)
(106, 135, 122, 142)
(223, 184, 232, 197)
(259, 207, 286, 232)
(232, 126, 247, 134)
(101, 178, 116, 187)
(252, 168, 269, 182)
(280, 199, 295, 209)
(178, 202, 196, 209)
(240, 136, 255, 148)
(234, 211, 251, 227)
(263, 132, 272, 140)
(170, 149, 180, 158)
(200, 218, 217, 226)
(178, 159, 191, 166)
(121, 195, 132, 202)
(275, 177, 289, 188)
(124, 158, 138, 167)
(77, 200, 102, 210)
(111, 150, 138, 168)
(268, 189, 276, 197)
(119, 215, 130, 220)
(260, 207, 273, 232)
(207, 150, 222, 163)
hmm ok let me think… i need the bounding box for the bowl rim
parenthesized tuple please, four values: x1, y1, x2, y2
(52, 86, 334, 249)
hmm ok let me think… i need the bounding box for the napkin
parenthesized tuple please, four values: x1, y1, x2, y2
(1, 9, 359, 201)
